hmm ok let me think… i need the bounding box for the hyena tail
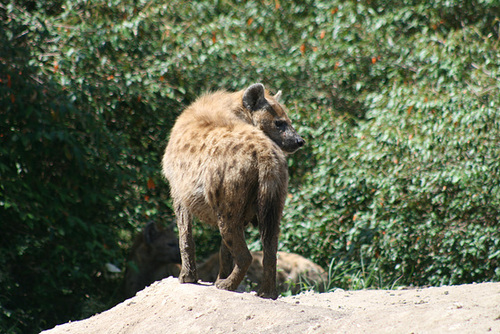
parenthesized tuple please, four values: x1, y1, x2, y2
(257, 170, 287, 247)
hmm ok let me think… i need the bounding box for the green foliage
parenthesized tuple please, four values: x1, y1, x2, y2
(0, 3, 127, 332)
(280, 0, 500, 289)
(1, 0, 499, 332)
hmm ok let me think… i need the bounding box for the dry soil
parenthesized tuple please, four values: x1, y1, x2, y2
(42, 277, 500, 334)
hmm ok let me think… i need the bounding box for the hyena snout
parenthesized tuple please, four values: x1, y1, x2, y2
(295, 136, 306, 148)
(281, 130, 305, 154)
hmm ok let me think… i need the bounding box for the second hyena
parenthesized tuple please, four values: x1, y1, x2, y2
(162, 83, 304, 299)
(123, 221, 181, 298)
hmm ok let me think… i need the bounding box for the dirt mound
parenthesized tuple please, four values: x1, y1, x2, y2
(42, 277, 500, 333)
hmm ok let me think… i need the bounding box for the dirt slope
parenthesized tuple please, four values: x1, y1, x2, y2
(42, 277, 500, 334)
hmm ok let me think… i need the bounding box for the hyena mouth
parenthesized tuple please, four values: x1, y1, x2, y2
(281, 136, 305, 153)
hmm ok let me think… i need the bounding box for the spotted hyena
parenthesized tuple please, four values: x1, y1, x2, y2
(197, 251, 328, 294)
(123, 221, 181, 298)
(162, 83, 304, 299)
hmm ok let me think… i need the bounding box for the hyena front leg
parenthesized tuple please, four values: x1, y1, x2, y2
(259, 230, 278, 299)
(175, 203, 197, 284)
(257, 195, 281, 299)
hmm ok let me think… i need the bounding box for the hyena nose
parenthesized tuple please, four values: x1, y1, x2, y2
(296, 137, 305, 147)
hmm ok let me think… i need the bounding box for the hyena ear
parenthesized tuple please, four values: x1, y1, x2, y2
(243, 83, 266, 112)
(274, 90, 282, 102)
(144, 221, 159, 244)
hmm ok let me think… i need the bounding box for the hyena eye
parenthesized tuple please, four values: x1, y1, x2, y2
(274, 120, 287, 129)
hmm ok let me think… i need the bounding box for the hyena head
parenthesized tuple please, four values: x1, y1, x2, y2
(242, 83, 305, 154)
(142, 221, 181, 264)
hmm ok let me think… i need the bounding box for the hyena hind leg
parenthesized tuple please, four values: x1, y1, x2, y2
(217, 240, 234, 281)
(215, 225, 252, 291)
(176, 204, 198, 284)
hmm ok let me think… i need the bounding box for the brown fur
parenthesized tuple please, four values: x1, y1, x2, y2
(162, 83, 304, 299)
(123, 221, 181, 298)
(198, 251, 328, 294)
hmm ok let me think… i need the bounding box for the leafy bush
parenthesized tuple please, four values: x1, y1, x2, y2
(0, 3, 129, 331)
(1, 0, 499, 332)
(280, 0, 500, 289)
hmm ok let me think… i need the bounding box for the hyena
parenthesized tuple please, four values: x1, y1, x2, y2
(123, 221, 181, 298)
(197, 251, 328, 294)
(162, 83, 304, 299)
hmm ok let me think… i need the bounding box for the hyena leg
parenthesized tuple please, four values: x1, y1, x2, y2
(217, 240, 234, 281)
(259, 231, 278, 299)
(175, 203, 197, 284)
(215, 224, 252, 291)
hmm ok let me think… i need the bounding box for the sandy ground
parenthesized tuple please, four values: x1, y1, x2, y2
(43, 277, 500, 334)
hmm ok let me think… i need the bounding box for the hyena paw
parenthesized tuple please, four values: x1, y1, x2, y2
(179, 271, 198, 284)
(215, 278, 238, 291)
(258, 288, 278, 300)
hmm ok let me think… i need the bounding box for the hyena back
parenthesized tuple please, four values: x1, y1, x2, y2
(162, 83, 304, 299)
